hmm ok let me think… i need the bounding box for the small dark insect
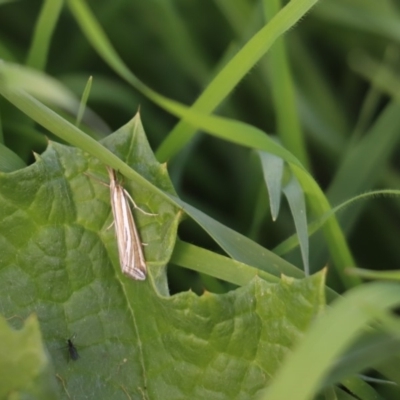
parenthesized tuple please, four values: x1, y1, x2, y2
(67, 338, 79, 361)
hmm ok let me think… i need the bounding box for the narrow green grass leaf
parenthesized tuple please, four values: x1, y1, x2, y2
(0, 68, 306, 282)
(171, 239, 280, 286)
(274, 189, 400, 258)
(308, 100, 400, 269)
(156, 0, 319, 161)
(283, 175, 309, 275)
(0, 63, 109, 135)
(262, 0, 310, 169)
(260, 282, 400, 400)
(349, 50, 393, 142)
(0, 64, 359, 287)
(172, 196, 305, 279)
(258, 151, 284, 221)
(58, 0, 359, 287)
(350, 51, 400, 103)
(328, 101, 400, 207)
(290, 36, 348, 156)
(347, 268, 400, 281)
(0, 73, 310, 291)
(66, 0, 319, 162)
(145, 2, 209, 84)
(76, 75, 92, 128)
(26, 0, 64, 70)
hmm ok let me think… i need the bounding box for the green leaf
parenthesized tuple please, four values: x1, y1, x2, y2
(76, 75, 92, 128)
(262, 0, 310, 170)
(0, 62, 109, 136)
(26, 0, 64, 70)
(0, 314, 58, 399)
(283, 175, 309, 275)
(0, 120, 327, 398)
(258, 151, 283, 221)
(347, 268, 400, 281)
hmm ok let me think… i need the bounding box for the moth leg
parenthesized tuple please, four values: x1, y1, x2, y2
(123, 189, 158, 216)
(105, 220, 115, 231)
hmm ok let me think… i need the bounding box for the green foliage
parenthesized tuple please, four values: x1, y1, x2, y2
(0, 314, 58, 399)
(1, 0, 400, 399)
(0, 120, 326, 398)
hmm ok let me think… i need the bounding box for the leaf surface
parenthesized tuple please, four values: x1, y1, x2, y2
(0, 118, 326, 399)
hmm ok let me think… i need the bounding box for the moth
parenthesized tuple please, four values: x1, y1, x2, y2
(106, 167, 155, 280)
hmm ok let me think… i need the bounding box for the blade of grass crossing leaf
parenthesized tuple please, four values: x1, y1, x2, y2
(0, 74, 303, 283)
(170, 195, 305, 279)
(76, 75, 92, 128)
(0, 66, 360, 287)
(171, 240, 280, 287)
(26, 0, 64, 70)
(262, 0, 310, 170)
(199, 273, 227, 294)
(258, 151, 283, 221)
(67, 0, 353, 282)
(0, 74, 345, 305)
(259, 282, 400, 400)
(283, 175, 309, 275)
